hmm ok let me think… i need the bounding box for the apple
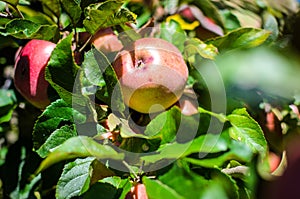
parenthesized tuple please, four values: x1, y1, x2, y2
(126, 183, 148, 199)
(91, 28, 123, 54)
(14, 39, 56, 109)
(113, 38, 188, 113)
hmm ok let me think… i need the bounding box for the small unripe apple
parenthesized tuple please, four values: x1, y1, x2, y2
(91, 28, 123, 54)
(113, 38, 188, 113)
(14, 39, 56, 109)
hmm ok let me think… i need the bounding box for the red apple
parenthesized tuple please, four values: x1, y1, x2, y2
(14, 39, 56, 109)
(91, 28, 123, 54)
(113, 38, 188, 113)
(126, 183, 148, 199)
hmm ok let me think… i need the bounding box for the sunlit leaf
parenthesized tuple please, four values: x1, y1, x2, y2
(83, 0, 136, 34)
(231, 9, 261, 28)
(56, 157, 95, 199)
(141, 133, 229, 164)
(227, 108, 267, 156)
(160, 19, 187, 52)
(184, 139, 253, 168)
(184, 38, 218, 60)
(0, 19, 58, 40)
(143, 177, 184, 199)
(207, 28, 270, 52)
(35, 136, 125, 174)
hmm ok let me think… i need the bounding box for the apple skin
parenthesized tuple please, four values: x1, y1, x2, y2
(14, 39, 56, 109)
(125, 183, 148, 199)
(113, 38, 188, 113)
(91, 28, 123, 54)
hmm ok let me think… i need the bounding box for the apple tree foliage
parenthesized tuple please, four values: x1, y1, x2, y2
(0, 0, 300, 198)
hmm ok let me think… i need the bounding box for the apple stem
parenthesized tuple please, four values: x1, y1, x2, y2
(136, 59, 145, 68)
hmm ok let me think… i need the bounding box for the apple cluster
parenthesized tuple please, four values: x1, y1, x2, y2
(14, 31, 188, 113)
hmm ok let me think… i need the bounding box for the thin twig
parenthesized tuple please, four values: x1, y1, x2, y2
(79, 34, 93, 53)
(122, 160, 139, 180)
(5, 2, 24, 19)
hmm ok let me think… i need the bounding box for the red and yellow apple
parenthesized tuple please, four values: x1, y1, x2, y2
(14, 39, 56, 109)
(113, 38, 188, 113)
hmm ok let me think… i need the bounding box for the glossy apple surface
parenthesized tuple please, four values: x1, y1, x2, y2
(14, 39, 56, 109)
(113, 38, 188, 113)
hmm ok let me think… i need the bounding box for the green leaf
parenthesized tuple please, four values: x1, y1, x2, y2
(61, 0, 82, 25)
(227, 108, 268, 157)
(35, 136, 125, 174)
(35, 124, 77, 158)
(0, 89, 16, 123)
(220, 9, 241, 31)
(184, 38, 218, 60)
(82, 49, 106, 87)
(184, 139, 253, 168)
(143, 107, 181, 142)
(82, 48, 125, 112)
(82, 176, 131, 199)
(98, 176, 132, 199)
(141, 133, 229, 164)
(160, 20, 186, 52)
(56, 157, 95, 199)
(143, 177, 184, 199)
(230, 9, 262, 29)
(99, 176, 129, 188)
(56, 157, 115, 199)
(83, 0, 136, 34)
(0, 19, 58, 40)
(206, 28, 270, 52)
(2, 0, 18, 6)
(262, 11, 279, 44)
(33, 99, 86, 151)
(158, 162, 210, 198)
(156, 161, 238, 199)
(45, 34, 80, 105)
(40, 0, 61, 18)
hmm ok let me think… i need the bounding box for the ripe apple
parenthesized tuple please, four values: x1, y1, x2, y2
(126, 183, 148, 199)
(91, 28, 123, 54)
(113, 38, 188, 113)
(14, 39, 56, 109)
